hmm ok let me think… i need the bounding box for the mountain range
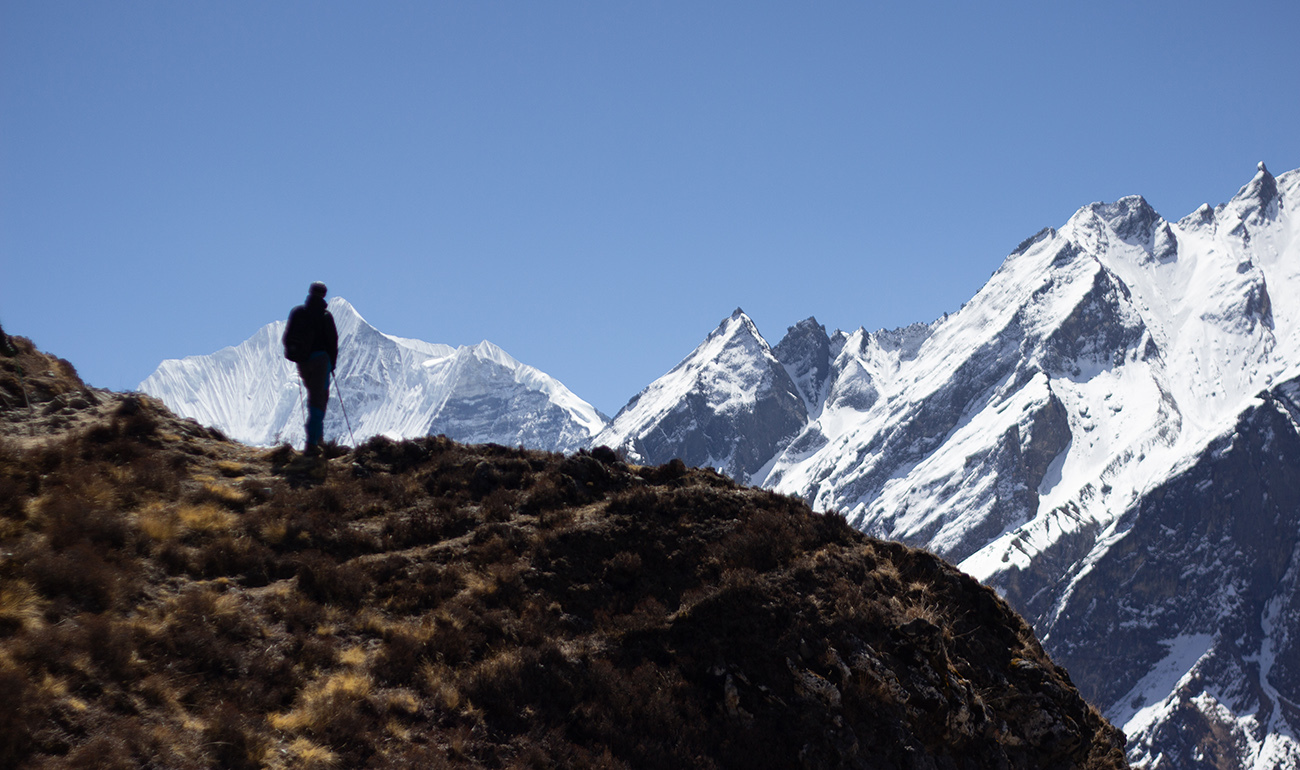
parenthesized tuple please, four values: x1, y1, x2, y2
(142, 163, 1300, 769)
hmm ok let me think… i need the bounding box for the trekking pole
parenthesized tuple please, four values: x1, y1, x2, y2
(296, 379, 308, 443)
(331, 370, 357, 447)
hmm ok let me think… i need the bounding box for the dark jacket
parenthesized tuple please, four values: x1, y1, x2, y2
(283, 295, 339, 367)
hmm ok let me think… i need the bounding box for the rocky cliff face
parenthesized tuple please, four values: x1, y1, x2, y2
(1020, 377, 1300, 770)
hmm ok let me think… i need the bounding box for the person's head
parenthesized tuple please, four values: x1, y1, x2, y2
(309, 281, 328, 298)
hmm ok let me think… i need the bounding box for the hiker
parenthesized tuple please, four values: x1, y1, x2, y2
(282, 282, 339, 455)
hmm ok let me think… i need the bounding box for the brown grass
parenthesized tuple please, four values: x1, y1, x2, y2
(0, 385, 1130, 770)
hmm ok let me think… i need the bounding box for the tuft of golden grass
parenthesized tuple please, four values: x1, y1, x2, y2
(214, 460, 248, 477)
(0, 579, 44, 634)
(199, 482, 249, 509)
(136, 501, 178, 541)
(336, 646, 367, 667)
(260, 519, 289, 545)
(270, 670, 374, 734)
(283, 737, 340, 769)
(176, 502, 237, 533)
(419, 661, 462, 712)
(382, 688, 421, 717)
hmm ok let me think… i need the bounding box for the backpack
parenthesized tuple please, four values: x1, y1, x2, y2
(283, 310, 314, 363)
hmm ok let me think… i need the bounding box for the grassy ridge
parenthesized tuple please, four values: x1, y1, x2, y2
(0, 336, 1127, 769)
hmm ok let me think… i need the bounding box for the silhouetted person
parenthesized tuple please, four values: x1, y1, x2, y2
(282, 282, 339, 455)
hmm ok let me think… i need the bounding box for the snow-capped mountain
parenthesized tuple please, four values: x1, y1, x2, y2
(593, 308, 808, 480)
(600, 164, 1300, 769)
(139, 298, 606, 452)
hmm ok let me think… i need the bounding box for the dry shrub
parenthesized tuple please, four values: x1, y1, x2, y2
(374, 630, 425, 686)
(267, 588, 325, 636)
(573, 659, 700, 766)
(378, 561, 464, 614)
(0, 473, 26, 520)
(419, 660, 463, 713)
(424, 612, 482, 667)
(382, 502, 476, 549)
(812, 508, 856, 547)
(193, 534, 276, 584)
(147, 586, 252, 678)
(112, 396, 160, 439)
(205, 704, 266, 770)
(467, 525, 528, 568)
(361, 473, 422, 507)
(296, 552, 374, 608)
(520, 474, 578, 514)
(0, 659, 38, 770)
(126, 451, 185, 496)
(61, 731, 139, 770)
(25, 542, 123, 613)
(39, 486, 130, 551)
(604, 550, 642, 589)
(355, 435, 441, 474)
(303, 483, 352, 516)
(480, 487, 517, 522)
(604, 487, 666, 519)
(718, 506, 807, 573)
(81, 612, 138, 682)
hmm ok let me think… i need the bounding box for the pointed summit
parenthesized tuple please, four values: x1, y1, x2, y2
(1229, 159, 1280, 226)
(594, 310, 807, 481)
(1093, 195, 1162, 247)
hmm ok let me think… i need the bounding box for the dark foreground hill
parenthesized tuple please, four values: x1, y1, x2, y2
(0, 335, 1127, 769)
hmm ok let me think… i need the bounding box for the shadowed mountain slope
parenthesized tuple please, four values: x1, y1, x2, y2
(0, 335, 1126, 770)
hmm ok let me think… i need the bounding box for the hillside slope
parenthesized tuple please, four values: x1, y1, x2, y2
(1, 336, 1126, 770)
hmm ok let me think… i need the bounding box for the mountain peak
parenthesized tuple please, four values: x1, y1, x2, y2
(1229, 159, 1280, 226)
(140, 302, 605, 451)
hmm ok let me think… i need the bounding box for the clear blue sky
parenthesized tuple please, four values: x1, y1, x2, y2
(3, 1, 1297, 415)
